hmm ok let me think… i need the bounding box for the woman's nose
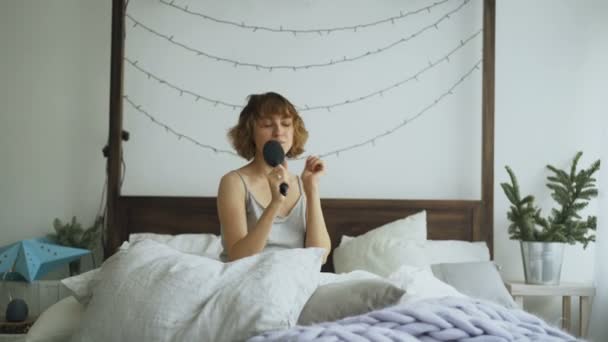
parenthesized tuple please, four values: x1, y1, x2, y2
(272, 124, 283, 135)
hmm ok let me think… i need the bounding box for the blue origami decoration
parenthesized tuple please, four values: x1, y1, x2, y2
(0, 238, 90, 282)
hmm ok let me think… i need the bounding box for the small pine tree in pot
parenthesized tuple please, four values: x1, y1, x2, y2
(501, 152, 600, 284)
(48, 216, 103, 276)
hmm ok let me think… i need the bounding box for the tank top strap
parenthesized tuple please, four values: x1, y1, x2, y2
(234, 170, 251, 202)
(296, 175, 303, 196)
(233, 171, 246, 186)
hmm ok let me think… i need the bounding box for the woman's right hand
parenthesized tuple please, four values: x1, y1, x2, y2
(266, 164, 289, 206)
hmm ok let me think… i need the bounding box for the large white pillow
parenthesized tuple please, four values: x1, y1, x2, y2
(430, 261, 517, 308)
(61, 268, 102, 305)
(333, 211, 426, 272)
(61, 241, 129, 305)
(25, 296, 84, 342)
(422, 240, 490, 263)
(388, 265, 466, 302)
(334, 238, 489, 277)
(129, 232, 222, 258)
(62, 234, 224, 306)
(318, 270, 381, 286)
(70, 240, 324, 342)
(340, 210, 426, 246)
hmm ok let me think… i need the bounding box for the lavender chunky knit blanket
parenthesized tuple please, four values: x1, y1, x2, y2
(248, 297, 578, 342)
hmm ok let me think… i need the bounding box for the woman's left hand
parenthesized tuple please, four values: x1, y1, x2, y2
(301, 156, 325, 194)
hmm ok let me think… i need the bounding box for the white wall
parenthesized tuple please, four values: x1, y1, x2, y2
(121, 0, 484, 199)
(494, 0, 606, 332)
(0, 1, 111, 275)
(589, 124, 607, 341)
(587, 19, 608, 337)
(0, 1, 605, 337)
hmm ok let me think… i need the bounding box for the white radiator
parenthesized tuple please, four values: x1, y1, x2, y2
(1, 280, 71, 318)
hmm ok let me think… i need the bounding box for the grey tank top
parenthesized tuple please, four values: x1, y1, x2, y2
(219, 171, 307, 262)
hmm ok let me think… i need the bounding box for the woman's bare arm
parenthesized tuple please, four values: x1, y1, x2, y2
(304, 186, 331, 263)
(217, 171, 282, 261)
(301, 156, 331, 263)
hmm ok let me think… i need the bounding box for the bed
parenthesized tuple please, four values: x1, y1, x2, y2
(103, 0, 496, 268)
(23, 0, 579, 341)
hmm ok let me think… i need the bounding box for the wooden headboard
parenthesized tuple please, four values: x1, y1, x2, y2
(111, 197, 484, 272)
(104, 0, 496, 272)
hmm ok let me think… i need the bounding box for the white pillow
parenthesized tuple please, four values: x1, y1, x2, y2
(62, 236, 225, 307)
(128, 232, 222, 258)
(421, 240, 490, 264)
(70, 240, 324, 342)
(318, 270, 382, 286)
(61, 268, 102, 305)
(25, 296, 84, 342)
(387, 265, 466, 302)
(62, 241, 130, 305)
(430, 261, 517, 308)
(341, 210, 426, 246)
(333, 211, 426, 273)
(335, 238, 490, 277)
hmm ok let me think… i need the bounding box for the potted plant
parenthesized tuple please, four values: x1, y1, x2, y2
(501, 152, 600, 285)
(48, 216, 103, 276)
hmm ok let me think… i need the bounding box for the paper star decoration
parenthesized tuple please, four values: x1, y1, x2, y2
(0, 238, 90, 282)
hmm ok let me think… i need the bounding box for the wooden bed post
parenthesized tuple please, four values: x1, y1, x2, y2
(482, 0, 496, 258)
(105, 0, 126, 259)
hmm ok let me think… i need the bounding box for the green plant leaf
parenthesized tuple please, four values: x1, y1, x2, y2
(504, 152, 600, 247)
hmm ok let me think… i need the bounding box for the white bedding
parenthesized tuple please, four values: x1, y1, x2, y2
(31, 269, 459, 342)
(25, 296, 84, 342)
(128, 232, 223, 258)
(32, 257, 465, 342)
(28, 215, 499, 342)
(336, 237, 490, 277)
(68, 240, 324, 342)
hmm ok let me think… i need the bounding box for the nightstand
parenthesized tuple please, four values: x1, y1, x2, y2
(505, 281, 595, 338)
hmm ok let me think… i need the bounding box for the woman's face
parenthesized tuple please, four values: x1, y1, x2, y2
(253, 113, 294, 158)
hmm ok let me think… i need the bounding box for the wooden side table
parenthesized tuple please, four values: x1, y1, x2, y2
(505, 282, 595, 338)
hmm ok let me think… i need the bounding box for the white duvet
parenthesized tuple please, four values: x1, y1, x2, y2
(69, 240, 325, 342)
(31, 239, 470, 342)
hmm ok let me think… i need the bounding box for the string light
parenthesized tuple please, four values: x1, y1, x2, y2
(311, 58, 481, 159)
(159, 0, 455, 35)
(125, 58, 242, 109)
(125, 0, 471, 71)
(123, 95, 239, 157)
(124, 29, 481, 113)
(124, 59, 482, 159)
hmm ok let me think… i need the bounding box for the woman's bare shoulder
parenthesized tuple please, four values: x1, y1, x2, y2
(221, 169, 240, 181)
(218, 170, 245, 197)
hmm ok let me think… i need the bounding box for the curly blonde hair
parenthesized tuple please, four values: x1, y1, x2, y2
(228, 92, 308, 160)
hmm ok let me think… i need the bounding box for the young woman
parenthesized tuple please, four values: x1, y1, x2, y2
(217, 92, 331, 262)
